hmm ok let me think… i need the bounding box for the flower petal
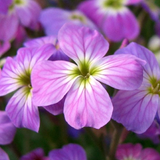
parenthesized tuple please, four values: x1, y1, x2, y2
(93, 54, 144, 90)
(141, 148, 160, 160)
(58, 23, 109, 64)
(31, 60, 78, 106)
(64, 76, 113, 129)
(0, 41, 11, 56)
(44, 96, 65, 115)
(0, 148, 9, 160)
(112, 90, 159, 134)
(24, 36, 70, 61)
(102, 8, 139, 41)
(78, 1, 103, 28)
(0, 0, 12, 14)
(0, 12, 18, 41)
(15, 0, 41, 29)
(24, 36, 57, 48)
(0, 57, 22, 96)
(20, 148, 45, 160)
(49, 144, 87, 160)
(6, 87, 40, 132)
(0, 111, 16, 145)
(39, 8, 70, 36)
(115, 42, 160, 79)
(116, 143, 142, 159)
(17, 44, 55, 71)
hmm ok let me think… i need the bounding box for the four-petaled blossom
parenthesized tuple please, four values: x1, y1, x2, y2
(112, 42, 160, 134)
(31, 23, 144, 129)
(116, 143, 160, 160)
(78, 0, 141, 41)
(49, 143, 87, 160)
(0, 44, 54, 132)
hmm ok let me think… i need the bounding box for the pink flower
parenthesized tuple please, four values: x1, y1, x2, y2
(0, 0, 41, 41)
(31, 23, 144, 129)
(78, 0, 141, 41)
(116, 143, 160, 160)
(0, 44, 54, 132)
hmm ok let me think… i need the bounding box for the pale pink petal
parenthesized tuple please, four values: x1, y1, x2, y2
(64, 76, 113, 129)
(115, 42, 160, 79)
(0, 111, 16, 145)
(16, 44, 55, 71)
(58, 23, 109, 63)
(0, 148, 9, 160)
(0, 57, 22, 96)
(112, 90, 159, 134)
(49, 144, 87, 160)
(31, 60, 78, 106)
(93, 54, 145, 90)
(6, 87, 40, 132)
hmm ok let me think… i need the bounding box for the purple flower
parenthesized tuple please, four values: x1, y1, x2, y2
(0, 148, 9, 160)
(116, 143, 160, 160)
(78, 0, 141, 41)
(112, 42, 160, 134)
(20, 148, 49, 160)
(0, 44, 54, 132)
(31, 23, 144, 129)
(0, 111, 16, 145)
(0, 0, 41, 41)
(39, 7, 97, 36)
(49, 144, 87, 160)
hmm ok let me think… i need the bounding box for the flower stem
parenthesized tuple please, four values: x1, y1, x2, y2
(106, 120, 123, 160)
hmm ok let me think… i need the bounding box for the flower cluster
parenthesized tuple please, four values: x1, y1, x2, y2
(0, 0, 160, 159)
